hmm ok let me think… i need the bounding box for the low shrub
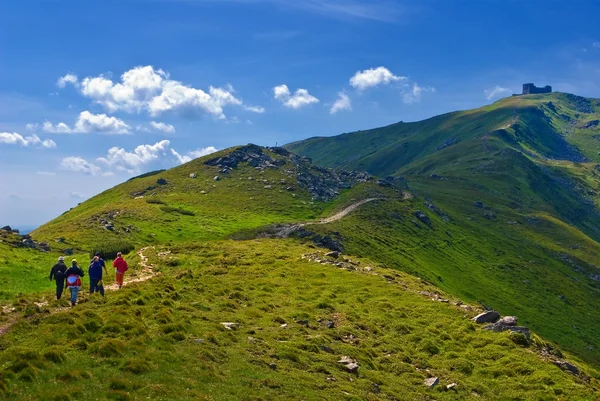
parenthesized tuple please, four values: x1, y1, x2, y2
(90, 241, 135, 260)
(44, 349, 66, 364)
(160, 206, 195, 216)
(146, 199, 166, 205)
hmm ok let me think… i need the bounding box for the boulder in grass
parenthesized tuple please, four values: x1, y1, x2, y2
(471, 311, 500, 324)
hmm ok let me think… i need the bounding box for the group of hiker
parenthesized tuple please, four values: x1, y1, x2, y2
(49, 252, 129, 306)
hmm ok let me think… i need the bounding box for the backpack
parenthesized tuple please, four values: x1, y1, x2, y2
(66, 274, 81, 288)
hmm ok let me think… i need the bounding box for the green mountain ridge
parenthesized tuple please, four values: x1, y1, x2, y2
(1, 95, 600, 399)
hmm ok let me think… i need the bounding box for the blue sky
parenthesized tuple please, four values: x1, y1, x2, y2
(1, 0, 600, 228)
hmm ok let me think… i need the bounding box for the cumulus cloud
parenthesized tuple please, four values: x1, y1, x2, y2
(403, 83, 435, 104)
(244, 105, 266, 113)
(0, 132, 56, 148)
(171, 146, 218, 164)
(484, 85, 511, 100)
(58, 65, 262, 120)
(150, 121, 175, 134)
(37, 171, 57, 176)
(57, 73, 78, 88)
(330, 92, 352, 114)
(97, 140, 171, 170)
(273, 84, 319, 109)
(593, 42, 600, 48)
(60, 140, 218, 176)
(350, 66, 406, 90)
(42, 111, 130, 134)
(60, 156, 101, 175)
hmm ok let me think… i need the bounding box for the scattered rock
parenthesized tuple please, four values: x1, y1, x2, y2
(55, 237, 66, 243)
(471, 311, 500, 324)
(62, 248, 74, 256)
(264, 185, 272, 189)
(484, 324, 530, 338)
(553, 361, 579, 375)
(372, 383, 381, 393)
(338, 356, 359, 373)
(498, 316, 518, 326)
(414, 211, 431, 227)
(474, 201, 485, 209)
(446, 383, 457, 391)
(214, 176, 221, 181)
(156, 178, 168, 185)
(269, 363, 277, 370)
(319, 345, 334, 354)
(104, 224, 114, 231)
(325, 251, 339, 259)
(297, 319, 309, 327)
(376, 179, 393, 187)
(189, 173, 197, 178)
(424, 377, 439, 388)
(280, 323, 288, 328)
(584, 120, 599, 129)
(323, 320, 335, 329)
(220, 322, 240, 330)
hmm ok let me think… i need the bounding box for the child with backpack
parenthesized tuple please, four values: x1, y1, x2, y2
(112, 252, 129, 289)
(65, 259, 85, 306)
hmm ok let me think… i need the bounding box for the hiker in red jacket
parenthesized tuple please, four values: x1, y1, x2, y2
(113, 252, 128, 289)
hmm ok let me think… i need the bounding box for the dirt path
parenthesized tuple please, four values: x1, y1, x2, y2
(0, 247, 157, 337)
(275, 198, 381, 238)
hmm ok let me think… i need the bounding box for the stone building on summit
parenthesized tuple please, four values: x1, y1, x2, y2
(522, 83, 552, 95)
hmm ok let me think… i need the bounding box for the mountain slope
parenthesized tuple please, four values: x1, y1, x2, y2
(286, 93, 600, 365)
(1, 141, 600, 398)
(1, 240, 599, 400)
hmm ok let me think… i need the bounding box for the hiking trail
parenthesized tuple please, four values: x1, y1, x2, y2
(0, 247, 157, 337)
(275, 198, 382, 238)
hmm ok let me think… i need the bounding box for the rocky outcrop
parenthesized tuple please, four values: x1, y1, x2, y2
(204, 144, 373, 201)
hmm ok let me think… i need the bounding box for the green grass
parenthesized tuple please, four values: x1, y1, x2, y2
(1, 239, 598, 400)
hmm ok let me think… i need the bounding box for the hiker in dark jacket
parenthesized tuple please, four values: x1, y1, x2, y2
(89, 253, 108, 296)
(65, 259, 85, 306)
(49, 256, 67, 300)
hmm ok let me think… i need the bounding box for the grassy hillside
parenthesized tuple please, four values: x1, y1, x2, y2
(1, 240, 598, 400)
(286, 93, 600, 173)
(286, 93, 600, 366)
(2, 127, 600, 398)
(32, 146, 339, 248)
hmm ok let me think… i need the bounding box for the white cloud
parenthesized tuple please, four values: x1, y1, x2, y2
(57, 73, 79, 88)
(330, 92, 352, 114)
(42, 111, 130, 134)
(188, 146, 218, 159)
(484, 85, 511, 100)
(60, 156, 101, 175)
(97, 140, 171, 170)
(244, 105, 266, 113)
(403, 83, 435, 104)
(61, 65, 262, 120)
(25, 123, 39, 131)
(274, 84, 291, 100)
(37, 171, 57, 176)
(150, 121, 175, 134)
(68, 191, 85, 199)
(0, 132, 56, 148)
(593, 42, 600, 48)
(273, 84, 319, 109)
(171, 146, 219, 164)
(350, 66, 406, 90)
